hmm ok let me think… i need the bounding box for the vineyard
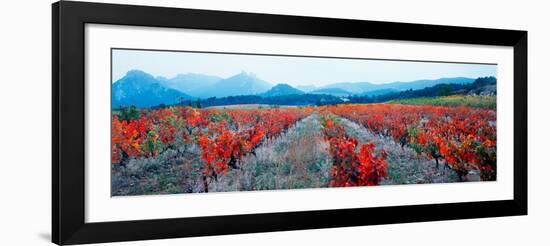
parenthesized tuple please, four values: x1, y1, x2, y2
(111, 103, 496, 195)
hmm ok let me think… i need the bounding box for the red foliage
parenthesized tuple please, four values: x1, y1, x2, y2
(320, 114, 388, 187)
(325, 104, 497, 181)
(198, 108, 312, 178)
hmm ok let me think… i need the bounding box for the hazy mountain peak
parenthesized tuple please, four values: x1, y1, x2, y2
(205, 72, 271, 97)
(157, 73, 222, 97)
(125, 69, 153, 79)
(231, 71, 258, 79)
(156, 76, 168, 81)
(275, 83, 291, 87)
(112, 70, 192, 108)
(262, 83, 304, 97)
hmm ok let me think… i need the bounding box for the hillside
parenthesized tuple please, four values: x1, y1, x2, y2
(198, 71, 272, 98)
(112, 70, 192, 108)
(158, 73, 222, 96)
(113, 68, 490, 108)
(317, 77, 475, 94)
(295, 85, 317, 92)
(179, 76, 496, 107)
(180, 94, 343, 108)
(361, 88, 399, 97)
(389, 95, 496, 109)
(310, 88, 352, 97)
(348, 76, 496, 104)
(262, 83, 304, 97)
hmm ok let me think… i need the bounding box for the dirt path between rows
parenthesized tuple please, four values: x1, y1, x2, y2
(338, 117, 463, 185)
(210, 113, 332, 192)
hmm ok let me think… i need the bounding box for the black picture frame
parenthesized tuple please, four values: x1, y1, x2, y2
(52, 1, 527, 245)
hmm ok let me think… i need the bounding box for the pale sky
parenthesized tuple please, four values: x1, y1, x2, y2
(112, 49, 497, 86)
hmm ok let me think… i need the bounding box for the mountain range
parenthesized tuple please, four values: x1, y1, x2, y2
(157, 73, 221, 96)
(158, 71, 272, 98)
(112, 70, 193, 108)
(304, 77, 475, 95)
(112, 69, 479, 108)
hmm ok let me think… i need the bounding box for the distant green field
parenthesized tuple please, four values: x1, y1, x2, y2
(389, 95, 496, 109)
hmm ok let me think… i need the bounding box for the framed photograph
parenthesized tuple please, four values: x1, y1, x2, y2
(52, 1, 527, 245)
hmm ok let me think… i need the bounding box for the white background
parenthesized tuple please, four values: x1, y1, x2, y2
(0, 0, 548, 245)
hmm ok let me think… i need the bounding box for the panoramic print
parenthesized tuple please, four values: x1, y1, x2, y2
(111, 49, 497, 196)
